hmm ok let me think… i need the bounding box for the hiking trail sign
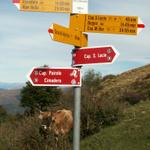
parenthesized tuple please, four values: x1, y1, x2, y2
(48, 24, 88, 47)
(72, 45, 119, 66)
(27, 67, 81, 87)
(70, 14, 145, 35)
(12, 0, 88, 14)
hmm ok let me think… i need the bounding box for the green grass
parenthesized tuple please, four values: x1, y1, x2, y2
(81, 100, 150, 150)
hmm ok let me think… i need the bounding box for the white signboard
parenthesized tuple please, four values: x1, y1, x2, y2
(73, 0, 88, 14)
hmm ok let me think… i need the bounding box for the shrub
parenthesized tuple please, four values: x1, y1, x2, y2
(0, 115, 72, 150)
(102, 74, 116, 82)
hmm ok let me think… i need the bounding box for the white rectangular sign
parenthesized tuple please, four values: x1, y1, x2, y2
(73, 0, 88, 14)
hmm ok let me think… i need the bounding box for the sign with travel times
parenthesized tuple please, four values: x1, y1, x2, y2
(12, 0, 88, 14)
(70, 14, 145, 35)
(48, 24, 88, 47)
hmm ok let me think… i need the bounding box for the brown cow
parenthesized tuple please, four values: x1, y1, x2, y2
(39, 109, 73, 139)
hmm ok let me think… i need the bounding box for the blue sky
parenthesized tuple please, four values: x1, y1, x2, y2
(0, 0, 150, 83)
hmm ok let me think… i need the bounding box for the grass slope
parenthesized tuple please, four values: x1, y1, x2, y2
(95, 64, 150, 107)
(101, 64, 150, 90)
(81, 100, 150, 150)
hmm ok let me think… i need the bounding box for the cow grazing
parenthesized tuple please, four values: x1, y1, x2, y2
(39, 109, 73, 139)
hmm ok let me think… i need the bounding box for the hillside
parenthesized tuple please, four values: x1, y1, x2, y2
(0, 64, 150, 149)
(80, 64, 150, 150)
(81, 100, 150, 150)
(0, 89, 24, 113)
(102, 64, 150, 90)
(97, 64, 150, 104)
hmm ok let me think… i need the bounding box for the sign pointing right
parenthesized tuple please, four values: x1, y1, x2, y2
(72, 45, 119, 67)
(70, 14, 145, 35)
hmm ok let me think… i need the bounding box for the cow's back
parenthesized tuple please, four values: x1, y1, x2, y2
(52, 109, 73, 135)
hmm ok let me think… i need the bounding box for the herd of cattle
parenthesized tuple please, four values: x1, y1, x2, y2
(38, 109, 73, 140)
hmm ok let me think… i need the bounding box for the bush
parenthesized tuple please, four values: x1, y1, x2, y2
(80, 70, 124, 139)
(0, 114, 72, 150)
(120, 90, 142, 105)
(102, 74, 116, 82)
(96, 99, 124, 126)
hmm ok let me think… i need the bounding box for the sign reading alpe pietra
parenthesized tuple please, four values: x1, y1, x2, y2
(28, 67, 81, 87)
(70, 14, 145, 35)
(12, 0, 88, 14)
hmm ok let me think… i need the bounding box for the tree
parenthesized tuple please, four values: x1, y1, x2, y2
(20, 81, 62, 114)
(81, 69, 103, 138)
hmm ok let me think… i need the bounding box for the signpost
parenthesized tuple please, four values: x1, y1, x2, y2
(72, 45, 119, 66)
(48, 24, 88, 47)
(15, 0, 145, 149)
(27, 67, 81, 87)
(70, 14, 145, 35)
(12, 0, 88, 14)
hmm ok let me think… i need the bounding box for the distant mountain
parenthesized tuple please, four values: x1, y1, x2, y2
(0, 82, 25, 90)
(0, 88, 5, 91)
(0, 89, 24, 114)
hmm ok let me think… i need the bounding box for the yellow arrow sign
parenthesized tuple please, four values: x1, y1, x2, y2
(48, 24, 88, 47)
(16, 0, 88, 13)
(70, 14, 145, 35)
(20, 0, 72, 13)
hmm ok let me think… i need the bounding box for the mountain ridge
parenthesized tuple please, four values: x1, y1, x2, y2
(0, 82, 24, 90)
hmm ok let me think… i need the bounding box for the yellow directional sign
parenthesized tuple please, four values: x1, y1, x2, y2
(20, 0, 72, 13)
(70, 14, 140, 35)
(48, 24, 88, 47)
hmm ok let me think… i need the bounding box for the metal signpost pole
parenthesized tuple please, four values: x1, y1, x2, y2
(73, 84, 81, 150)
(73, 47, 81, 150)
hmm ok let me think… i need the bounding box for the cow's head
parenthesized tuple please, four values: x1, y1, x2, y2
(39, 111, 52, 120)
(39, 111, 53, 130)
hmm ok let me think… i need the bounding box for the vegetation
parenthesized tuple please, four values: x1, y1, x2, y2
(81, 100, 150, 150)
(20, 81, 62, 113)
(81, 70, 103, 138)
(0, 64, 150, 150)
(0, 115, 71, 150)
(98, 64, 150, 105)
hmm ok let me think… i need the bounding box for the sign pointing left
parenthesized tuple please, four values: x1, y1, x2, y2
(12, 0, 88, 14)
(48, 24, 88, 47)
(27, 67, 81, 87)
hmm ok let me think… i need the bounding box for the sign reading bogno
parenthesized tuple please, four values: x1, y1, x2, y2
(70, 14, 145, 35)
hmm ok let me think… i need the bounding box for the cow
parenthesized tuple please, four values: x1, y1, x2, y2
(38, 109, 73, 140)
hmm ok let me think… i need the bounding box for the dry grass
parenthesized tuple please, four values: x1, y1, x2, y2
(0, 115, 72, 150)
